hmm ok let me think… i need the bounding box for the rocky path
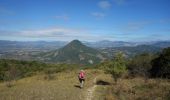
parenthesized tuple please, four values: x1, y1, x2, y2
(86, 77, 97, 100)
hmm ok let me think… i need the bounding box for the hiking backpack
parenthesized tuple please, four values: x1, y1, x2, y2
(79, 72, 85, 79)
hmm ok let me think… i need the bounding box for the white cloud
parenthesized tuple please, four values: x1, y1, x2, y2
(159, 18, 170, 24)
(113, 0, 126, 5)
(122, 21, 151, 32)
(91, 12, 106, 18)
(0, 27, 115, 41)
(0, 7, 14, 15)
(54, 15, 69, 21)
(19, 27, 84, 37)
(98, 1, 112, 9)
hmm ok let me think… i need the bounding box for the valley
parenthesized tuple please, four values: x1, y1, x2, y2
(0, 40, 169, 64)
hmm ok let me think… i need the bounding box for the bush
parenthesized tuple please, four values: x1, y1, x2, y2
(105, 52, 127, 83)
(150, 47, 170, 78)
(0, 59, 47, 81)
(127, 53, 155, 78)
(44, 68, 55, 80)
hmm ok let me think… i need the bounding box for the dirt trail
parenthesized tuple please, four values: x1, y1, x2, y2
(86, 77, 97, 100)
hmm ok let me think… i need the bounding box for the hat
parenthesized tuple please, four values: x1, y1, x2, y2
(80, 70, 84, 72)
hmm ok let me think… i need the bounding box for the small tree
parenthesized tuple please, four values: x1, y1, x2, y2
(44, 68, 55, 80)
(4, 65, 19, 87)
(106, 52, 127, 83)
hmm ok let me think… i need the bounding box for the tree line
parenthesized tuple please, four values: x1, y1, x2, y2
(0, 47, 170, 84)
(0, 59, 79, 82)
(98, 47, 170, 82)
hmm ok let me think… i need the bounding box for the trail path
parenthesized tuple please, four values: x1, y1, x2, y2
(86, 77, 97, 100)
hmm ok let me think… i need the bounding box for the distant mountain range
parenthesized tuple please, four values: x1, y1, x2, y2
(151, 41, 170, 48)
(0, 40, 170, 63)
(36, 40, 106, 65)
(84, 40, 139, 48)
(0, 40, 67, 51)
(100, 45, 162, 58)
(0, 40, 170, 50)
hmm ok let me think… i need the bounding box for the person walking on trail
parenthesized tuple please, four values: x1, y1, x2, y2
(78, 70, 85, 88)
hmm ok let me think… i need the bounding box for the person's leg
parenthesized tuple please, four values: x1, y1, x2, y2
(80, 79, 85, 88)
(79, 78, 82, 88)
(80, 80, 84, 88)
(79, 78, 81, 83)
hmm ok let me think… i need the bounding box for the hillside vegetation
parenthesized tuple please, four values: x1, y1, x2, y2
(0, 46, 170, 100)
(0, 68, 170, 100)
(37, 40, 106, 65)
(0, 59, 79, 81)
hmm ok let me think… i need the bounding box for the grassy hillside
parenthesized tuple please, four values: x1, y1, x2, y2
(0, 69, 102, 100)
(0, 47, 170, 100)
(0, 69, 170, 100)
(105, 78, 170, 100)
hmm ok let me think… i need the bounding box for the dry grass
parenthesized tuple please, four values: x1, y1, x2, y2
(0, 69, 102, 100)
(1, 69, 169, 100)
(105, 77, 170, 100)
(92, 72, 113, 100)
(88, 73, 170, 100)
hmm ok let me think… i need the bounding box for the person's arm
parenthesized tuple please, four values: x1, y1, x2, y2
(78, 72, 80, 78)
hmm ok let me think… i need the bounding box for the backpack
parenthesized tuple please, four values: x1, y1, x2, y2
(79, 72, 85, 79)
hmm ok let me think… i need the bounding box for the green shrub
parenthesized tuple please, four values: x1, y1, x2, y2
(104, 52, 127, 83)
(127, 53, 156, 77)
(150, 47, 170, 78)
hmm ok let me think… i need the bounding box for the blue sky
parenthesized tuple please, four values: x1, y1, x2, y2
(0, 0, 170, 42)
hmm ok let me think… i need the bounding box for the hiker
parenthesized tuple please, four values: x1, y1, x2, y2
(78, 70, 85, 88)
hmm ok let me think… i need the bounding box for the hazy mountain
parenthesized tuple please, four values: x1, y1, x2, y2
(0, 40, 67, 51)
(0, 40, 170, 51)
(151, 41, 170, 48)
(85, 40, 138, 48)
(0, 40, 67, 60)
(86, 40, 170, 48)
(100, 45, 162, 58)
(0, 40, 169, 62)
(37, 40, 106, 65)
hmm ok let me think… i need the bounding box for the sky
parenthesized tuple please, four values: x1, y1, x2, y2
(0, 0, 170, 42)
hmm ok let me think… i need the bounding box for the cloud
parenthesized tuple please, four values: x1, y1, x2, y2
(1, 26, 169, 42)
(0, 27, 114, 41)
(91, 12, 106, 18)
(0, 28, 79, 38)
(54, 15, 69, 21)
(19, 27, 83, 37)
(98, 1, 112, 9)
(113, 0, 126, 5)
(122, 19, 170, 33)
(159, 18, 170, 24)
(122, 21, 151, 32)
(0, 7, 14, 15)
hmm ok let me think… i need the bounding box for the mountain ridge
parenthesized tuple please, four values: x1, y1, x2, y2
(37, 40, 106, 65)
(0, 40, 170, 49)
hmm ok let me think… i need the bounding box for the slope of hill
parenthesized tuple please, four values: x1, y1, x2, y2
(0, 69, 170, 100)
(0, 69, 103, 100)
(37, 40, 106, 65)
